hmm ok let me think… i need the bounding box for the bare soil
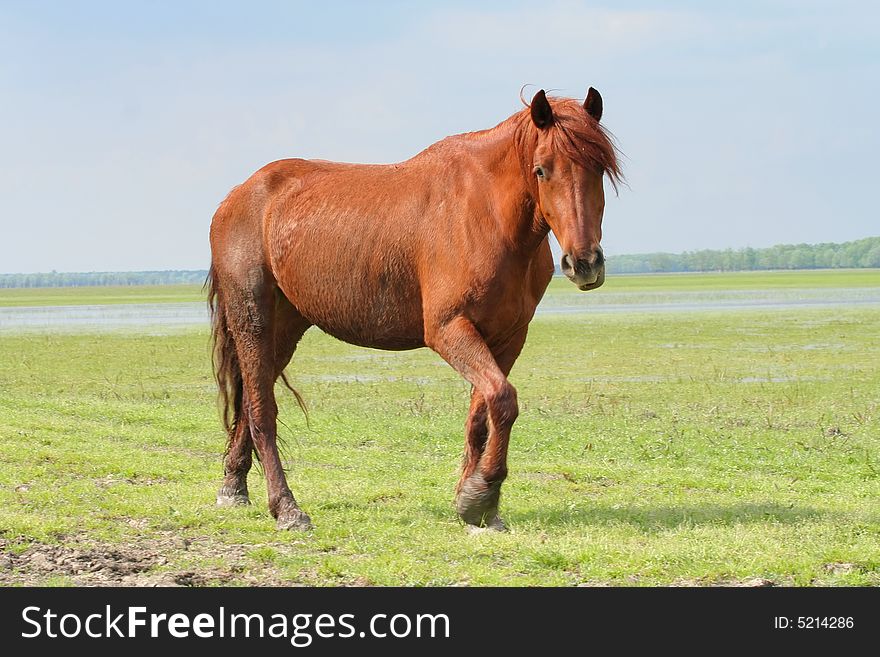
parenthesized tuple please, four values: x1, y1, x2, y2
(0, 533, 294, 587)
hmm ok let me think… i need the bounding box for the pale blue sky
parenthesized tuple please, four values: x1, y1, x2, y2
(1, 1, 877, 272)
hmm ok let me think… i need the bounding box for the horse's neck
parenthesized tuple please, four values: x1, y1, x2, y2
(456, 118, 548, 256)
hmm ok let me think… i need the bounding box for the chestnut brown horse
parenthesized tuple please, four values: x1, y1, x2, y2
(207, 88, 622, 531)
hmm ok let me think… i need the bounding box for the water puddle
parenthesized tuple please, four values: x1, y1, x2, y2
(0, 303, 208, 333)
(1, 285, 879, 332)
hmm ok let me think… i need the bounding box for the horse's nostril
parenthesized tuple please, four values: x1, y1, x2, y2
(594, 249, 605, 268)
(561, 254, 574, 273)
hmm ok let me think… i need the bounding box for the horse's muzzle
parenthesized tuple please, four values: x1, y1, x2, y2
(561, 248, 605, 291)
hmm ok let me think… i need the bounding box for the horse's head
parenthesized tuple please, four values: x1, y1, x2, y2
(528, 88, 620, 291)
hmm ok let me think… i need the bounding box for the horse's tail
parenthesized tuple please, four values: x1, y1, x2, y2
(205, 265, 243, 451)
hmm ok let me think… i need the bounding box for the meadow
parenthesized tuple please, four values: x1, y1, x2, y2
(0, 270, 878, 586)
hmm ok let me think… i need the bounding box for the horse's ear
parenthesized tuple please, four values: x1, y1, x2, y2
(530, 89, 553, 129)
(584, 87, 603, 122)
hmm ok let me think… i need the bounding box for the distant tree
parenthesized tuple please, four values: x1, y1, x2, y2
(787, 248, 815, 269)
(602, 236, 880, 275)
(648, 254, 676, 272)
(814, 247, 834, 268)
(0, 270, 209, 288)
(861, 244, 880, 268)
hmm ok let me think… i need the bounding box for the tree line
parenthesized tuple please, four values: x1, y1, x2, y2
(1, 237, 878, 287)
(0, 270, 209, 288)
(606, 236, 880, 274)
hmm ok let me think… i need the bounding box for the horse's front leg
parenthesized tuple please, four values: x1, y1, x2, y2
(458, 389, 488, 490)
(428, 317, 525, 531)
(455, 388, 508, 532)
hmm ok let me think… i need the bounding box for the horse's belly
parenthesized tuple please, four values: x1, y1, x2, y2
(266, 194, 428, 350)
(319, 324, 425, 351)
(274, 258, 425, 351)
(292, 287, 425, 350)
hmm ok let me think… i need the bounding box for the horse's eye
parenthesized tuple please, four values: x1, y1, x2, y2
(534, 166, 546, 180)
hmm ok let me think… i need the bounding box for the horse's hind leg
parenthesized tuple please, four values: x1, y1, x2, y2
(217, 419, 253, 506)
(217, 292, 310, 508)
(223, 274, 312, 530)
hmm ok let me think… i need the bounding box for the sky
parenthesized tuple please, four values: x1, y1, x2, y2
(1, 1, 877, 273)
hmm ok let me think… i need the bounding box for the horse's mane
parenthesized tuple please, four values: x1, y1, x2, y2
(513, 96, 624, 193)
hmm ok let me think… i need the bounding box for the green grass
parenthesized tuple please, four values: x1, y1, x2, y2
(0, 273, 879, 586)
(594, 268, 880, 291)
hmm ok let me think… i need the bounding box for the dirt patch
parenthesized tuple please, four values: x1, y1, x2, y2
(0, 532, 299, 587)
(824, 562, 858, 575)
(0, 537, 170, 586)
(671, 576, 778, 587)
(731, 577, 776, 587)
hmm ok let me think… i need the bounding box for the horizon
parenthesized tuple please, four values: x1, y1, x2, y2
(2, 234, 877, 276)
(2, 2, 878, 273)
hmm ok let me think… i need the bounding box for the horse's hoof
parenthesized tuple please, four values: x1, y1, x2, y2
(455, 473, 502, 527)
(467, 515, 508, 534)
(276, 508, 313, 531)
(216, 490, 250, 507)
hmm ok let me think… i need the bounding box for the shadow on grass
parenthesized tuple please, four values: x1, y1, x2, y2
(425, 501, 823, 532)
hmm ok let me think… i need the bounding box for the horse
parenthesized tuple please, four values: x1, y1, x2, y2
(207, 87, 622, 531)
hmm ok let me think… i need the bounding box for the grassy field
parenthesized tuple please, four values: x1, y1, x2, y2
(1, 270, 879, 586)
(0, 284, 205, 307)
